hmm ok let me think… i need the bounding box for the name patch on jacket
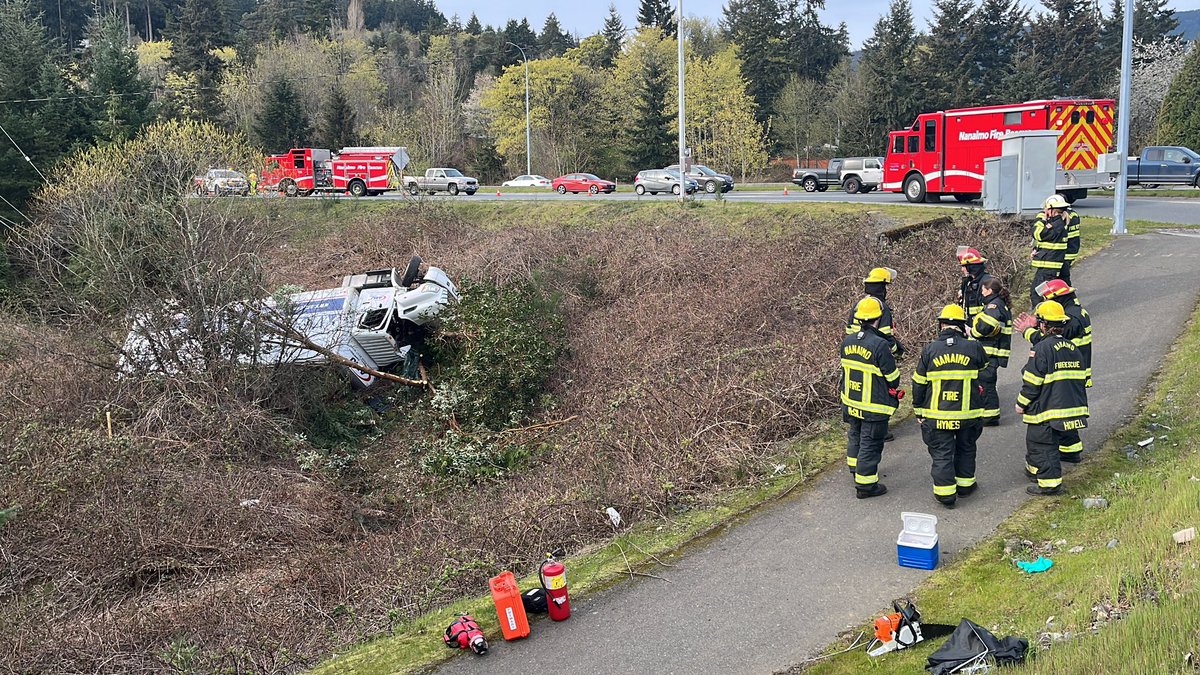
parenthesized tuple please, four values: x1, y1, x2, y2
(932, 353, 972, 367)
(844, 345, 872, 359)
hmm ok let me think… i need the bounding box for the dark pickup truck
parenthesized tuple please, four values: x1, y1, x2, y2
(1127, 146, 1200, 188)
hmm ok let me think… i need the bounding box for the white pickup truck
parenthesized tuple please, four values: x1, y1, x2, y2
(404, 168, 479, 196)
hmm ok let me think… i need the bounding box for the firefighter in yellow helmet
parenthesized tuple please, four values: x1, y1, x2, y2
(1017, 301, 1089, 496)
(847, 267, 904, 358)
(912, 305, 988, 508)
(248, 171, 258, 195)
(840, 296, 902, 499)
(1030, 194, 1070, 307)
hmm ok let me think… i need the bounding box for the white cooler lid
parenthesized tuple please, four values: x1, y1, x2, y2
(900, 511, 938, 536)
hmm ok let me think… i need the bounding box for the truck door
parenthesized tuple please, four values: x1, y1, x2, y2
(1163, 148, 1188, 183)
(863, 158, 883, 186)
(1144, 148, 1166, 184)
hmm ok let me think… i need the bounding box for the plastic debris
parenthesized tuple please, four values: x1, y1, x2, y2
(1137, 437, 1155, 448)
(239, 499, 260, 508)
(605, 507, 622, 529)
(1107, 539, 1119, 549)
(1083, 498, 1108, 509)
(1069, 546, 1085, 554)
(1173, 527, 1196, 545)
(1017, 557, 1054, 574)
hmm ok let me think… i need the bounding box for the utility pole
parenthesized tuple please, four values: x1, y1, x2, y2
(677, 0, 686, 203)
(1112, 0, 1134, 235)
(507, 42, 532, 177)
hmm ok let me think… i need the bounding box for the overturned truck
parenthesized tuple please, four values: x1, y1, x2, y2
(120, 257, 460, 388)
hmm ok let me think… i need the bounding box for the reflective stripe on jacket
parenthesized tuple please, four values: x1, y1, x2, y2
(972, 295, 1012, 367)
(1017, 335, 1089, 425)
(960, 272, 995, 321)
(1032, 214, 1068, 270)
(912, 329, 987, 420)
(840, 326, 901, 421)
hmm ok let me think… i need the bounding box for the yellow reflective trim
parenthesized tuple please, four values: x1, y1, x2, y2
(885, 369, 900, 383)
(912, 373, 929, 385)
(1041, 370, 1087, 383)
(1034, 241, 1069, 250)
(1032, 260, 1065, 269)
(1022, 371, 1044, 385)
(1022, 407, 1089, 424)
(983, 347, 1011, 357)
(1016, 394, 1032, 406)
(842, 359, 882, 376)
(1038, 477, 1063, 488)
(1059, 442, 1083, 453)
(933, 485, 958, 496)
(855, 473, 879, 485)
(846, 456, 858, 467)
(956, 476, 976, 487)
(1073, 335, 1092, 347)
(878, 325, 894, 335)
(924, 370, 980, 379)
(841, 396, 897, 415)
(982, 408, 1000, 417)
(920, 409, 984, 420)
(1026, 464, 1039, 475)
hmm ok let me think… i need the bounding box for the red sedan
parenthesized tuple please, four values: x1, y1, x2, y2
(551, 173, 616, 195)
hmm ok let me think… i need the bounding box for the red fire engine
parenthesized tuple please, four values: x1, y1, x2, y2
(882, 99, 1116, 204)
(261, 146, 409, 197)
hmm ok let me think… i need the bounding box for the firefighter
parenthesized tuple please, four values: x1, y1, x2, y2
(1016, 301, 1089, 496)
(971, 278, 1013, 426)
(248, 171, 258, 195)
(1030, 195, 1070, 307)
(957, 246, 995, 323)
(1032, 195, 1080, 285)
(1015, 279, 1092, 462)
(847, 267, 904, 358)
(840, 296, 902, 499)
(912, 305, 988, 508)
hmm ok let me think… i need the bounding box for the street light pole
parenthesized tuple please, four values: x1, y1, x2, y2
(677, 0, 686, 203)
(1112, 0, 1134, 235)
(507, 41, 532, 176)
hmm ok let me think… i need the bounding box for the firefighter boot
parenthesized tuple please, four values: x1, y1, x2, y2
(956, 483, 977, 497)
(856, 483, 888, 499)
(1027, 484, 1064, 496)
(935, 494, 956, 509)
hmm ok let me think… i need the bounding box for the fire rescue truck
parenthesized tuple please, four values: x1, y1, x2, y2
(261, 146, 410, 197)
(883, 99, 1117, 204)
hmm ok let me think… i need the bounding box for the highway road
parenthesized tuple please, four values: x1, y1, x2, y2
(366, 189, 1200, 225)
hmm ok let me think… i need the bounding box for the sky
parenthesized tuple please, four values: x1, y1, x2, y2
(434, 0, 1200, 48)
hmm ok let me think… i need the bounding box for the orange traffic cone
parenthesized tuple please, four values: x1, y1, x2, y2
(496, 189, 501, 197)
(783, 187, 789, 196)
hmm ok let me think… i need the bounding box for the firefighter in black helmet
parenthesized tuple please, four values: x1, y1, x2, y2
(971, 277, 1013, 426)
(847, 267, 904, 358)
(956, 246, 995, 323)
(1030, 195, 1070, 307)
(1017, 301, 1089, 496)
(912, 304, 987, 508)
(840, 296, 902, 499)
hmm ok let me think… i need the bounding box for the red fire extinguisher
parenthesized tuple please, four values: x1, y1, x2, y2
(539, 554, 571, 621)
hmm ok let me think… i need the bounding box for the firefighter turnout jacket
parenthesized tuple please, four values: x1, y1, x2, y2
(846, 296, 902, 356)
(912, 329, 987, 423)
(840, 325, 901, 422)
(1064, 207, 1081, 265)
(971, 295, 1013, 367)
(960, 272, 996, 321)
(1023, 297, 1092, 383)
(1017, 335, 1089, 427)
(1031, 214, 1068, 271)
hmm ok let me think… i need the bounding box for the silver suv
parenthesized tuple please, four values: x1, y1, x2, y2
(663, 164, 735, 193)
(633, 169, 699, 196)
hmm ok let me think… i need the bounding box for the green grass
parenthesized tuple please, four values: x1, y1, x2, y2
(804, 304, 1200, 675)
(311, 423, 846, 674)
(1094, 187, 1200, 199)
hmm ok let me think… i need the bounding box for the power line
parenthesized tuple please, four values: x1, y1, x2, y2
(0, 192, 36, 226)
(0, 120, 49, 184)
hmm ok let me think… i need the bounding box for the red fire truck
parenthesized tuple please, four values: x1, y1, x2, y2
(261, 146, 410, 197)
(882, 99, 1116, 204)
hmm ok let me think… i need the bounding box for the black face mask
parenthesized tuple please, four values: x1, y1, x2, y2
(965, 263, 986, 279)
(864, 281, 888, 300)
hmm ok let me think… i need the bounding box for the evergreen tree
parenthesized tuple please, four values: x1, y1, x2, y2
(88, 15, 154, 142)
(255, 77, 311, 152)
(319, 86, 357, 150)
(601, 4, 627, 68)
(495, 19, 538, 69)
(782, 0, 850, 80)
(1099, 0, 1181, 72)
(1035, 0, 1105, 96)
(918, 0, 977, 111)
(862, 0, 921, 146)
(965, 0, 1027, 104)
(626, 32, 674, 169)
(168, 0, 230, 118)
(637, 0, 675, 37)
(538, 13, 575, 58)
(466, 13, 483, 35)
(1157, 44, 1200, 151)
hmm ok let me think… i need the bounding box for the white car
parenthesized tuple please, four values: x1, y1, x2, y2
(501, 174, 552, 188)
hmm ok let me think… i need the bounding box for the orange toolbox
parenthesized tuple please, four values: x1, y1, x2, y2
(489, 571, 530, 641)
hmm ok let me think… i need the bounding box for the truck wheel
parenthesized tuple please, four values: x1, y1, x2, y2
(448, 183, 459, 196)
(705, 180, 718, 194)
(407, 185, 419, 196)
(1194, 174, 1200, 188)
(802, 177, 818, 193)
(903, 174, 926, 203)
(843, 177, 862, 194)
(557, 185, 567, 194)
(635, 184, 646, 195)
(349, 180, 367, 197)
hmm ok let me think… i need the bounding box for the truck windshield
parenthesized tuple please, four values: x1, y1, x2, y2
(443, 169, 464, 177)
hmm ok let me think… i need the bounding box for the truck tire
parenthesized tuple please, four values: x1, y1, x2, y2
(349, 180, 367, 197)
(557, 185, 567, 194)
(705, 180, 718, 194)
(903, 174, 926, 203)
(635, 184, 646, 195)
(801, 176, 818, 193)
(448, 183, 459, 196)
(843, 177, 862, 194)
(407, 184, 419, 196)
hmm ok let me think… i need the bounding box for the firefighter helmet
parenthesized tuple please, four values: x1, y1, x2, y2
(1035, 300, 1068, 323)
(854, 296, 884, 321)
(1035, 278, 1074, 299)
(1042, 194, 1070, 210)
(863, 267, 898, 284)
(938, 304, 967, 324)
(956, 246, 987, 265)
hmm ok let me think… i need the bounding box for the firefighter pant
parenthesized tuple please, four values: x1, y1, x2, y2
(847, 418, 888, 488)
(1060, 262, 1072, 287)
(1030, 267, 1062, 308)
(979, 361, 1000, 421)
(1059, 428, 1083, 458)
(1025, 424, 1065, 489)
(921, 419, 982, 499)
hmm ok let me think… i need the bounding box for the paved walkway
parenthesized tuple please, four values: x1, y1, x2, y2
(440, 231, 1200, 675)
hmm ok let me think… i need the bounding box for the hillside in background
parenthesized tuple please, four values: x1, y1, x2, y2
(1176, 9, 1200, 40)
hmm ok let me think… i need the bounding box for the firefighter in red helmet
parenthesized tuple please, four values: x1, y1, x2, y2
(957, 246, 995, 324)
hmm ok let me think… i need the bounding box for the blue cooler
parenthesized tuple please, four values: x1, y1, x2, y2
(897, 512, 939, 570)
